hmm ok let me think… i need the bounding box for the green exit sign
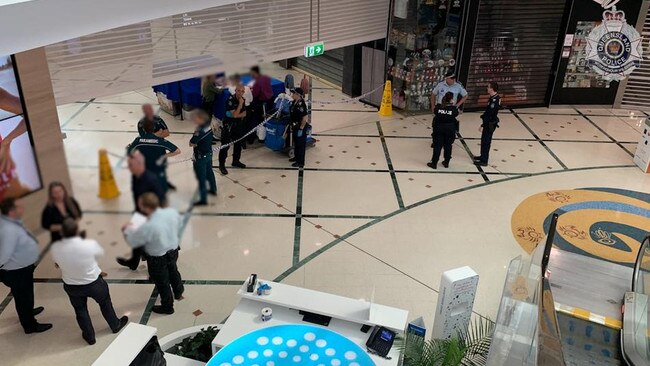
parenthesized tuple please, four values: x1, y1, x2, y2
(304, 42, 325, 58)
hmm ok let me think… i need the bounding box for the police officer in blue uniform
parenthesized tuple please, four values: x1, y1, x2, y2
(189, 110, 217, 206)
(474, 82, 501, 167)
(219, 85, 247, 175)
(127, 119, 180, 194)
(431, 71, 468, 108)
(428, 92, 459, 170)
(288, 88, 309, 168)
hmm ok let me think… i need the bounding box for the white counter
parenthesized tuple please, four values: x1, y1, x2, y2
(212, 279, 409, 366)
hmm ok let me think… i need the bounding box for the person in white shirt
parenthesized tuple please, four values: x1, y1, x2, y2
(50, 218, 128, 345)
(126, 192, 184, 315)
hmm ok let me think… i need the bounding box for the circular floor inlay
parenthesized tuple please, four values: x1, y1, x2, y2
(511, 188, 650, 266)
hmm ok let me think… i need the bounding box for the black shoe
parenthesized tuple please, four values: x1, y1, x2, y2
(116, 257, 139, 271)
(232, 161, 246, 168)
(33, 306, 44, 316)
(174, 292, 184, 300)
(427, 162, 437, 170)
(289, 157, 297, 162)
(152, 305, 174, 315)
(193, 200, 208, 207)
(431, 142, 434, 148)
(83, 335, 96, 345)
(167, 182, 177, 191)
(112, 316, 129, 333)
(474, 161, 488, 167)
(291, 162, 303, 168)
(25, 322, 53, 334)
(442, 160, 450, 168)
(219, 166, 228, 175)
(208, 190, 217, 197)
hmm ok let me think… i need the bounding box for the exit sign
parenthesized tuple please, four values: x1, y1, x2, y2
(304, 42, 325, 58)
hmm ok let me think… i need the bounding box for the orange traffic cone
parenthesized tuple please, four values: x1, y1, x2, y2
(98, 149, 120, 199)
(378, 81, 393, 117)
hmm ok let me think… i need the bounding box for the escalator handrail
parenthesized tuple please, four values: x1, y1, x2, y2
(631, 235, 650, 293)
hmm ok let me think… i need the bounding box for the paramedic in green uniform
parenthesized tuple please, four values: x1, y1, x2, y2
(189, 110, 217, 206)
(127, 119, 180, 193)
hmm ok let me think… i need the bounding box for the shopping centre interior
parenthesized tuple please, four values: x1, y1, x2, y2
(0, 1, 649, 365)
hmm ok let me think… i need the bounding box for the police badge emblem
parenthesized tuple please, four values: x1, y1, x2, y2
(585, 7, 643, 82)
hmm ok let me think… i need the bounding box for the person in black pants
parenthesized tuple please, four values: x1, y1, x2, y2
(428, 92, 459, 169)
(218, 85, 247, 175)
(126, 193, 183, 314)
(474, 82, 501, 167)
(0, 198, 52, 334)
(116, 151, 166, 271)
(51, 219, 128, 345)
(289, 88, 309, 168)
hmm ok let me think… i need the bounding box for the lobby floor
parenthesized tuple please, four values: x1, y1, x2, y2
(1, 65, 649, 365)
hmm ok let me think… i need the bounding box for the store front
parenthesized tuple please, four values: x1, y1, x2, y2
(386, 0, 467, 112)
(616, 1, 650, 110)
(385, 0, 647, 112)
(550, 0, 644, 106)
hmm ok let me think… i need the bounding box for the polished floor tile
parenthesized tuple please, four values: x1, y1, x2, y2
(0, 283, 151, 366)
(545, 141, 634, 168)
(306, 135, 387, 170)
(5, 66, 649, 365)
(521, 114, 607, 141)
(301, 171, 400, 216)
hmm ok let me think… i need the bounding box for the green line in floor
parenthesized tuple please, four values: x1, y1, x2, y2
(376, 122, 405, 209)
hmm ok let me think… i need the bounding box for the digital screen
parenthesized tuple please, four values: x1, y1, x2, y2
(380, 329, 394, 341)
(0, 54, 41, 200)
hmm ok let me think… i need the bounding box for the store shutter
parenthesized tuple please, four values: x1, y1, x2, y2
(464, 0, 567, 108)
(619, 9, 650, 110)
(45, 0, 389, 105)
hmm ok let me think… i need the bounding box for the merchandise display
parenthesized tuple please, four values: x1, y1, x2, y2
(387, 0, 464, 112)
(563, 21, 610, 88)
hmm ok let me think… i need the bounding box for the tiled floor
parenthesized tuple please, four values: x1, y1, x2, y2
(2, 63, 649, 365)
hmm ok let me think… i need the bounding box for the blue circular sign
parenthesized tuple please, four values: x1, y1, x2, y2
(207, 324, 376, 366)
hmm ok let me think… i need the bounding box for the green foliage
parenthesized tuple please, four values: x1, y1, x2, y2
(166, 326, 220, 362)
(399, 317, 495, 366)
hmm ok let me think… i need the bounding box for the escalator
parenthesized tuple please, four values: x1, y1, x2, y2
(621, 236, 650, 365)
(486, 214, 650, 365)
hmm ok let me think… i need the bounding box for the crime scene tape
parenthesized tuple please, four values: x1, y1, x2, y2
(164, 83, 386, 166)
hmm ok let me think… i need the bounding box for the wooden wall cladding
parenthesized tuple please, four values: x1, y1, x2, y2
(13, 48, 71, 232)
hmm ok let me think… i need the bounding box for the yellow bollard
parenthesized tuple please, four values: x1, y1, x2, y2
(378, 81, 393, 117)
(98, 149, 120, 199)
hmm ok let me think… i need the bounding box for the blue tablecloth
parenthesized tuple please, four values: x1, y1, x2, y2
(152, 75, 285, 120)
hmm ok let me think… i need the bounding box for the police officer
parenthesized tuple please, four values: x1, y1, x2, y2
(189, 109, 217, 206)
(428, 92, 459, 170)
(289, 88, 309, 168)
(474, 82, 501, 167)
(127, 119, 180, 193)
(431, 71, 468, 108)
(219, 84, 247, 175)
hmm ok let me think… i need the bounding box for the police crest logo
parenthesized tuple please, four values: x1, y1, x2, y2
(585, 7, 643, 82)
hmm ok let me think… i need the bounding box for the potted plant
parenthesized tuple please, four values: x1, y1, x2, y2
(400, 317, 495, 366)
(165, 326, 220, 362)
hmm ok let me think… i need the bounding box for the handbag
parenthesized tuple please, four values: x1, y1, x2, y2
(130, 336, 167, 366)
